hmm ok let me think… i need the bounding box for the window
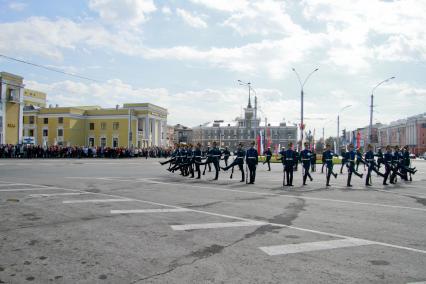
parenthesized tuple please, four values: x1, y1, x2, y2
(100, 137, 106, 147)
(29, 129, 34, 136)
(43, 129, 48, 137)
(101, 122, 106, 130)
(88, 138, 94, 147)
(113, 122, 119, 130)
(113, 137, 118, 147)
(89, 123, 95, 130)
(29, 116, 35, 124)
(43, 118, 48, 124)
(58, 117, 64, 124)
(57, 129, 63, 137)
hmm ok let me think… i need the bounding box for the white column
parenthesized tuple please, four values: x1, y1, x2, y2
(18, 87, 24, 144)
(1, 83, 6, 144)
(151, 118, 156, 146)
(159, 119, 163, 147)
(145, 116, 150, 142)
(135, 118, 139, 147)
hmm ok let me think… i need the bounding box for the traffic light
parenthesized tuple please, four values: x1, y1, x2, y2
(342, 129, 346, 138)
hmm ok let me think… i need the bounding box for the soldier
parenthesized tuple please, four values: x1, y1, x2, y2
(222, 146, 231, 167)
(221, 143, 245, 182)
(321, 150, 326, 174)
(284, 142, 296, 186)
(383, 145, 393, 185)
(202, 146, 212, 174)
(279, 146, 286, 186)
(323, 143, 338, 186)
(193, 143, 202, 179)
(263, 146, 272, 171)
(376, 148, 384, 169)
(300, 142, 313, 185)
(364, 144, 384, 186)
(345, 143, 363, 187)
(402, 145, 417, 181)
(294, 150, 300, 172)
(340, 147, 347, 174)
(311, 150, 317, 172)
(355, 148, 365, 171)
(211, 141, 222, 180)
(246, 141, 258, 184)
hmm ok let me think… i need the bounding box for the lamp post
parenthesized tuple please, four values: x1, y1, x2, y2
(292, 67, 319, 150)
(337, 105, 352, 154)
(369, 76, 395, 144)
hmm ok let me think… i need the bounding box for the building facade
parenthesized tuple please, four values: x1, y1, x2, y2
(192, 95, 297, 151)
(172, 124, 193, 145)
(1, 71, 168, 148)
(378, 113, 426, 155)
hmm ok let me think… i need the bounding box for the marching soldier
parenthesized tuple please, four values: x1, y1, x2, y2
(211, 141, 222, 180)
(402, 145, 417, 181)
(222, 146, 231, 167)
(193, 143, 202, 179)
(340, 147, 347, 174)
(202, 146, 212, 174)
(246, 141, 258, 184)
(300, 142, 313, 185)
(364, 144, 384, 186)
(221, 143, 245, 182)
(284, 142, 296, 186)
(323, 143, 338, 186)
(355, 148, 365, 171)
(376, 148, 384, 169)
(383, 145, 393, 185)
(279, 146, 286, 186)
(345, 143, 363, 187)
(311, 150, 317, 172)
(263, 146, 272, 171)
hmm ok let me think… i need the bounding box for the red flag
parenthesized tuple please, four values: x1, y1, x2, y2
(257, 134, 261, 153)
(356, 131, 361, 149)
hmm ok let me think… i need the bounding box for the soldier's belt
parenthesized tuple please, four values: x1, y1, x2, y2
(235, 157, 243, 159)
(195, 156, 202, 158)
(286, 158, 293, 160)
(302, 159, 310, 161)
(248, 157, 257, 159)
(326, 159, 333, 161)
(349, 159, 354, 162)
(213, 155, 221, 157)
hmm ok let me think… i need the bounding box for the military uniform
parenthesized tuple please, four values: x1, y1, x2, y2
(323, 149, 338, 186)
(300, 148, 313, 185)
(222, 147, 231, 167)
(345, 149, 363, 187)
(365, 148, 384, 186)
(222, 146, 245, 182)
(263, 148, 272, 171)
(284, 148, 296, 186)
(246, 146, 258, 184)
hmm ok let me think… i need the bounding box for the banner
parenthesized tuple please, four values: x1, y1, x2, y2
(356, 131, 361, 149)
(256, 133, 261, 153)
(260, 130, 264, 154)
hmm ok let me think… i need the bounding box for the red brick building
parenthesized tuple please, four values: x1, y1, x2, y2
(378, 113, 426, 156)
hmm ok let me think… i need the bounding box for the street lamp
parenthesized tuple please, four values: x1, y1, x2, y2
(369, 76, 395, 144)
(292, 67, 319, 150)
(337, 105, 352, 154)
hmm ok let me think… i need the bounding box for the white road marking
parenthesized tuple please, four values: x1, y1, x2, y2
(407, 281, 426, 284)
(0, 183, 37, 187)
(259, 238, 374, 256)
(7, 179, 426, 255)
(111, 208, 192, 214)
(171, 221, 267, 231)
(0, 187, 61, 192)
(62, 198, 133, 204)
(29, 192, 91, 197)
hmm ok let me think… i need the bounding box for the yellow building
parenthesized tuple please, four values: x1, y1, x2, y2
(2, 71, 168, 147)
(23, 103, 167, 148)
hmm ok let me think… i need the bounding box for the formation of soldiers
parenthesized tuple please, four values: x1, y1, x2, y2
(0, 144, 173, 159)
(160, 141, 417, 187)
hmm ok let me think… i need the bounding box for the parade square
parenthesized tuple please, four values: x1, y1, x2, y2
(0, 158, 425, 283)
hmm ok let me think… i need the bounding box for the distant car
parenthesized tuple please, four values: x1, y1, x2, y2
(409, 153, 416, 159)
(422, 153, 426, 160)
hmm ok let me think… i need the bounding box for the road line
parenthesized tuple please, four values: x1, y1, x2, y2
(111, 208, 192, 214)
(0, 187, 61, 192)
(171, 221, 267, 231)
(29, 192, 91, 197)
(62, 198, 133, 204)
(11, 180, 426, 255)
(0, 183, 37, 187)
(259, 238, 374, 256)
(137, 178, 426, 212)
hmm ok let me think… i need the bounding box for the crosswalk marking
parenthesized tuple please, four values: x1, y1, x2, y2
(171, 221, 267, 231)
(259, 238, 374, 256)
(111, 208, 192, 214)
(0, 187, 60, 192)
(29, 192, 90, 197)
(62, 198, 133, 204)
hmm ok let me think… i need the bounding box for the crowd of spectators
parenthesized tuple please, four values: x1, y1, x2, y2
(0, 144, 173, 159)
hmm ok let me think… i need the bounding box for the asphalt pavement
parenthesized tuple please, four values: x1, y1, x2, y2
(0, 158, 425, 283)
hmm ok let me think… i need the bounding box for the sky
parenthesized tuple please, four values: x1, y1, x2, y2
(0, 0, 425, 139)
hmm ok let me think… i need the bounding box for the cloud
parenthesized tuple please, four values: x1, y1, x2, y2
(176, 8, 208, 29)
(189, 0, 248, 12)
(161, 6, 172, 15)
(8, 2, 27, 11)
(88, 0, 156, 27)
(0, 17, 145, 60)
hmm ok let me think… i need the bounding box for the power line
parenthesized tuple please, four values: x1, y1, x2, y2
(0, 54, 101, 83)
